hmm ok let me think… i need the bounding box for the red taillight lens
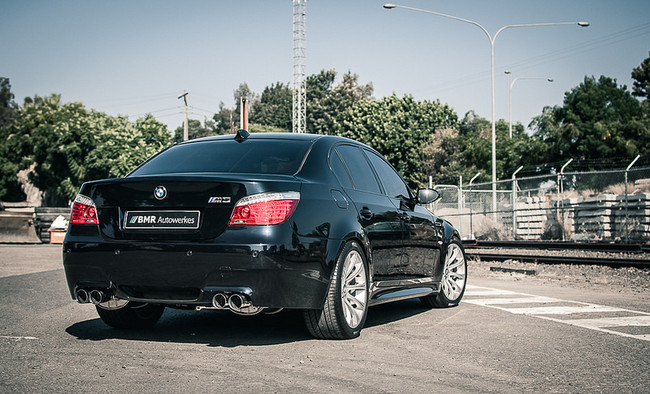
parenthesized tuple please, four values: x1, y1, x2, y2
(70, 194, 99, 225)
(229, 192, 300, 225)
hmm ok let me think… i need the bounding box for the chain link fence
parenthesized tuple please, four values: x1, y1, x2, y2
(428, 163, 650, 243)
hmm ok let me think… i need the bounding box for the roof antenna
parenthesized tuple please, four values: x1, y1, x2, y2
(235, 97, 250, 142)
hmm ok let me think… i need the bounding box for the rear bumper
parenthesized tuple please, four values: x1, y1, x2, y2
(62, 236, 333, 309)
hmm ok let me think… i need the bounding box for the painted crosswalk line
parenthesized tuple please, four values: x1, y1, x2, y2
(464, 285, 650, 342)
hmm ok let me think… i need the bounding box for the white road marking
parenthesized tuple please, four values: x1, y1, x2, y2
(464, 285, 650, 342)
(506, 305, 625, 315)
(0, 335, 38, 340)
(466, 296, 559, 306)
(562, 315, 650, 327)
(464, 288, 518, 297)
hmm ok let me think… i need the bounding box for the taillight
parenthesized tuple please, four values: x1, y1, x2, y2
(229, 191, 300, 225)
(70, 194, 99, 225)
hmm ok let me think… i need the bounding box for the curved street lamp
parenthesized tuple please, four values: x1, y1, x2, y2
(383, 3, 589, 217)
(504, 71, 554, 138)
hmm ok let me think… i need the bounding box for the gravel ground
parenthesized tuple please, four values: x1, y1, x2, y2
(468, 252, 650, 294)
(465, 246, 650, 261)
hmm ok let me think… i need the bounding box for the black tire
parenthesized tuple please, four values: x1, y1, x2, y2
(303, 241, 369, 339)
(96, 302, 165, 329)
(421, 237, 467, 308)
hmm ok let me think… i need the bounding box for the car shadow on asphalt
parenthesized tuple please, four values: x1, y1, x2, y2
(65, 299, 432, 346)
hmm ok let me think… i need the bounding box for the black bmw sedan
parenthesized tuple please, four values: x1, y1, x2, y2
(63, 131, 467, 339)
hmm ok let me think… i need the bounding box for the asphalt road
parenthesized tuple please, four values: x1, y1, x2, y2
(1, 245, 648, 393)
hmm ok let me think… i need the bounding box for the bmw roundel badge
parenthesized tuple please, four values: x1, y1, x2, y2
(154, 185, 167, 200)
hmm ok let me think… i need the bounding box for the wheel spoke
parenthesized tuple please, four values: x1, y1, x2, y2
(345, 292, 366, 310)
(447, 246, 460, 265)
(443, 279, 453, 299)
(343, 296, 359, 327)
(445, 277, 459, 299)
(448, 255, 465, 271)
(346, 283, 366, 292)
(345, 260, 363, 284)
(449, 272, 465, 281)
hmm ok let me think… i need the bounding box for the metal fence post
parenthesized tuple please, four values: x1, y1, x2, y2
(559, 159, 573, 241)
(511, 166, 524, 240)
(625, 155, 641, 243)
(458, 175, 463, 238)
(468, 172, 481, 239)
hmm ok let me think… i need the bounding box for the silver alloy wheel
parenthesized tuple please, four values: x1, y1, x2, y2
(441, 243, 467, 301)
(340, 249, 368, 328)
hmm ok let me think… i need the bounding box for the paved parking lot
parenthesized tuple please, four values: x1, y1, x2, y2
(1, 245, 648, 392)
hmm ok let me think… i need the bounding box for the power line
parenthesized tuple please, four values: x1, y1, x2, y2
(413, 22, 650, 96)
(126, 106, 181, 119)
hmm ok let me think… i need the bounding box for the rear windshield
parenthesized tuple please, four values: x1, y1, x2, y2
(129, 139, 312, 176)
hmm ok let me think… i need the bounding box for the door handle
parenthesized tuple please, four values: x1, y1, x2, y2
(360, 207, 373, 219)
(400, 212, 411, 222)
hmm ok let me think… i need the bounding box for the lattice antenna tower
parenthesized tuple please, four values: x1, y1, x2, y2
(292, 0, 306, 133)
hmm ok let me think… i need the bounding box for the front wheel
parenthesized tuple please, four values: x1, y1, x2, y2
(303, 241, 369, 339)
(96, 302, 165, 329)
(421, 237, 467, 308)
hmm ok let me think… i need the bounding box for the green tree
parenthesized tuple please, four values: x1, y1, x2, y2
(0, 77, 17, 127)
(220, 70, 372, 135)
(310, 71, 373, 135)
(631, 52, 650, 101)
(337, 94, 457, 188)
(212, 101, 236, 135)
(212, 83, 258, 135)
(3, 95, 172, 205)
(173, 118, 217, 143)
(0, 78, 24, 200)
(249, 82, 292, 132)
(422, 127, 468, 185)
(530, 75, 647, 167)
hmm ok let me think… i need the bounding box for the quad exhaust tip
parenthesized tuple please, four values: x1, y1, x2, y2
(211, 292, 251, 312)
(76, 289, 89, 303)
(212, 293, 229, 309)
(212, 292, 258, 314)
(89, 290, 109, 305)
(76, 288, 110, 305)
(228, 293, 251, 311)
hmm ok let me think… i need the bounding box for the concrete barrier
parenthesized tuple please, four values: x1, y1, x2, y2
(0, 211, 42, 243)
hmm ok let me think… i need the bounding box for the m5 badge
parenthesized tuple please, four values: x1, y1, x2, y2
(208, 197, 231, 204)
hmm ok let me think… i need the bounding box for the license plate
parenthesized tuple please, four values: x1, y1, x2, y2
(124, 211, 200, 230)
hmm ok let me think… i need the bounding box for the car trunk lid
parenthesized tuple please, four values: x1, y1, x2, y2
(81, 175, 298, 241)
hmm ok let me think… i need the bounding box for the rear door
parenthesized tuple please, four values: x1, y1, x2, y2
(332, 144, 404, 277)
(364, 149, 440, 277)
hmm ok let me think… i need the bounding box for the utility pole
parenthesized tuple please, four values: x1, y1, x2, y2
(178, 90, 189, 141)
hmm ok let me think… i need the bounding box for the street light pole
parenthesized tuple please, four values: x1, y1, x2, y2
(383, 3, 589, 218)
(504, 71, 553, 138)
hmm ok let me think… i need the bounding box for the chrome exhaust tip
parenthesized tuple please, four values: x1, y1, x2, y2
(89, 290, 108, 305)
(212, 293, 228, 309)
(76, 289, 89, 304)
(228, 293, 251, 311)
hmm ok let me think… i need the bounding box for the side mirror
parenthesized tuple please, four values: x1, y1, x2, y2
(417, 188, 440, 204)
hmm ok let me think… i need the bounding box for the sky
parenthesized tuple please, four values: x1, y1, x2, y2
(2, 0, 649, 134)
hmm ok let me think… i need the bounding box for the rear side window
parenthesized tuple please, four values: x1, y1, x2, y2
(129, 139, 312, 176)
(365, 150, 411, 199)
(330, 149, 353, 188)
(335, 145, 381, 194)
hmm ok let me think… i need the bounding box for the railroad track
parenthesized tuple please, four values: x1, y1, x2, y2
(463, 240, 650, 269)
